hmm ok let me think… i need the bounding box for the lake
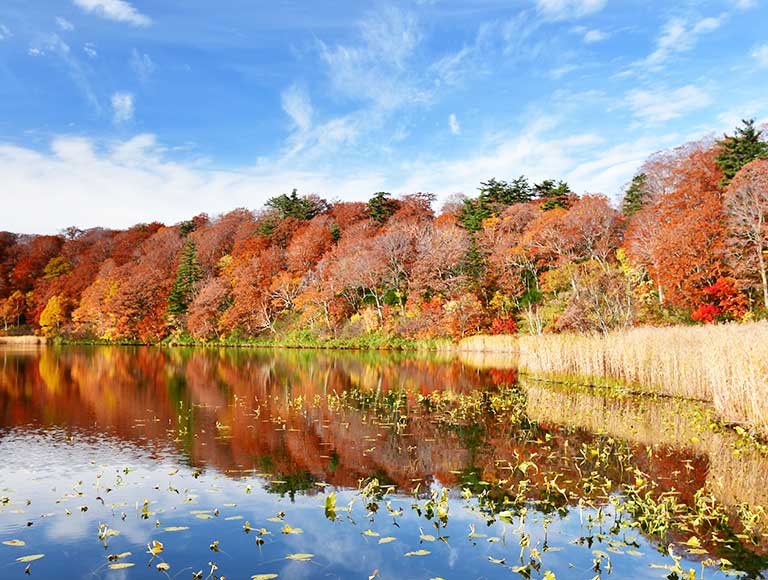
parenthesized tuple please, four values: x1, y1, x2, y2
(1, 346, 767, 579)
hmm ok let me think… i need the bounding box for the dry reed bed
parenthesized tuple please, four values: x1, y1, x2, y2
(518, 322, 768, 433)
(524, 380, 768, 507)
(458, 334, 517, 353)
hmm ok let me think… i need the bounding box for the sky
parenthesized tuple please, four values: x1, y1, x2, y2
(1, 0, 767, 234)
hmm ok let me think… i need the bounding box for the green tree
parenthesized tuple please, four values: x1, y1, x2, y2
(367, 191, 399, 225)
(534, 179, 573, 210)
(715, 119, 768, 187)
(621, 173, 651, 217)
(478, 176, 533, 206)
(266, 189, 327, 220)
(167, 240, 203, 319)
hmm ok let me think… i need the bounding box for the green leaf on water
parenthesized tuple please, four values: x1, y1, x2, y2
(17, 554, 45, 563)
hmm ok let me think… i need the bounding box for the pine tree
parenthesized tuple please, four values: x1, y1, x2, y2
(621, 173, 651, 217)
(367, 192, 399, 225)
(535, 179, 572, 210)
(167, 240, 203, 318)
(715, 119, 768, 187)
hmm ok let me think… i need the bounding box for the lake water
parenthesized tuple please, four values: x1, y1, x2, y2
(1, 346, 767, 579)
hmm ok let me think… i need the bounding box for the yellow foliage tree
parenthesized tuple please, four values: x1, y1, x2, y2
(39, 294, 67, 337)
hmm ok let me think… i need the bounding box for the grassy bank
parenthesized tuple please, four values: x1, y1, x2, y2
(518, 322, 768, 433)
(55, 332, 453, 351)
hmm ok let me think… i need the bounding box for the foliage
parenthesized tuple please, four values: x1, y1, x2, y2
(715, 119, 768, 187)
(167, 239, 204, 319)
(621, 173, 651, 217)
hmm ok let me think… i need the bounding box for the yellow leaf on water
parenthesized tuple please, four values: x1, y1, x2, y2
(163, 526, 189, 532)
(17, 554, 45, 563)
(3, 539, 25, 547)
(405, 550, 430, 557)
(378, 537, 397, 544)
(281, 524, 303, 535)
(362, 530, 380, 537)
(109, 562, 135, 570)
(285, 553, 313, 561)
(148, 540, 164, 556)
(251, 575, 278, 580)
(157, 562, 170, 571)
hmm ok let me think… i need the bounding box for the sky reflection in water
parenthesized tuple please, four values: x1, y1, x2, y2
(0, 346, 766, 579)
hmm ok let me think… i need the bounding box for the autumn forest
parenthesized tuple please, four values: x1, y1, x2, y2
(2, 120, 768, 344)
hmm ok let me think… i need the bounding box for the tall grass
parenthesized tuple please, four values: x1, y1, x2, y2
(524, 379, 768, 507)
(457, 334, 516, 352)
(518, 322, 768, 433)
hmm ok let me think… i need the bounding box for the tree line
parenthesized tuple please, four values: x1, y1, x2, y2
(1, 120, 767, 342)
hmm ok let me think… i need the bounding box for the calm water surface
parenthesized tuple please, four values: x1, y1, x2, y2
(1, 346, 767, 579)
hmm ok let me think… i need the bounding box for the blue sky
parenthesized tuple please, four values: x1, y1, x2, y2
(1, 0, 767, 233)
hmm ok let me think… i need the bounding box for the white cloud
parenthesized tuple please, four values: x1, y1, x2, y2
(583, 29, 608, 43)
(72, 0, 151, 27)
(638, 15, 723, 70)
(28, 47, 43, 56)
(111, 92, 134, 123)
(0, 24, 11, 40)
(281, 85, 313, 133)
(535, 0, 607, 20)
(83, 43, 97, 58)
(130, 49, 155, 81)
(56, 17, 75, 31)
(448, 113, 461, 135)
(731, 0, 757, 9)
(625, 84, 712, 123)
(319, 7, 428, 110)
(752, 44, 768, 67)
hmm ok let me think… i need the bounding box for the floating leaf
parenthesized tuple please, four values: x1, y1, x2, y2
(157, 562, 170, 571)
(281, 524, 303, 535)
(17, 554, 45, 563)
(362, 530, 380, 537)
(405, 550, 430, 557)
(163, 526, 189, 532)
(109, 562, 135, 570)
(3, 539, 25, 547)
(378, 537, 397, 544)
(251, 575, 278, 580)
(148, 540, 164, 556)
(286, 553, 313, 561)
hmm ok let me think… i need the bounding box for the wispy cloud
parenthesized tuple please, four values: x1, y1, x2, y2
(83, 43, 97, 58)
(583, 29, 608, 43)
(636, 15, 723, 71)
(752, 44, 768, 67)
(0, 24, 11, 41)
(319, 7, 428, 110)
(28, 34, 101, 112)
(535, 0, 607, 20)
(111, 92, 134, 123)
(56, 17, 75, 31)
(625, 84, 712, 123)
(130, 49, 155, 81)
(281, 85, 313, 133)
(72, 0, 151, 27)
(448, 113, 461, 135)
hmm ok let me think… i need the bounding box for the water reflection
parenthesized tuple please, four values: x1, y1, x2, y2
(0, 346, 767, 579)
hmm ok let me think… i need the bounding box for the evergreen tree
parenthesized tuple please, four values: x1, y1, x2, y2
(167, 240, 203, 318)
(457, 197, 492, 232)
(266, 189, 327, 220)
(621, 173, 651, 217)
(478, 176, 533, 205)
(367, 191, 399, 225)
(715, 119, 768, 187)
(534, 179, 572, 210)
